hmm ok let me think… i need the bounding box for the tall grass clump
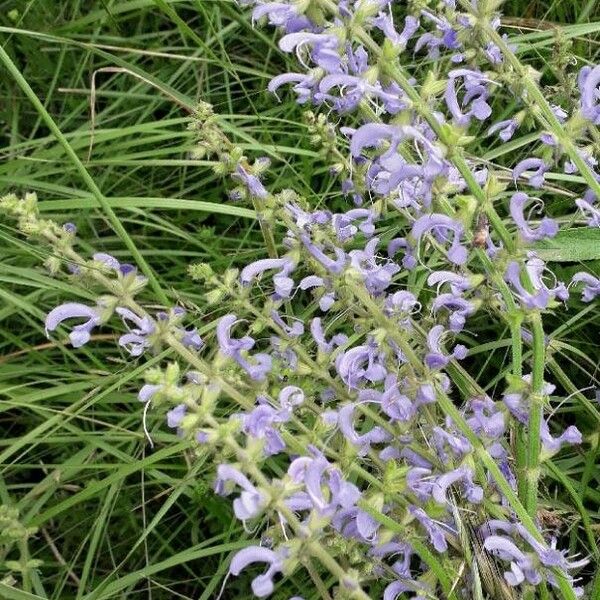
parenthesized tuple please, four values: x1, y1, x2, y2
(1, 1, 600, 599)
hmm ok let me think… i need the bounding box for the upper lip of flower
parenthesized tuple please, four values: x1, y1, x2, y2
(44, 302, 104, 348)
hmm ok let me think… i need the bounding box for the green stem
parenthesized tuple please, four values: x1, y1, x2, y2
(48, 239, 455, 598)
(205, 414, 372, 600)
(170, 342, 455, 598)
(305, 561, 334, 600)
(349, 286, 578, 600)
(50, 233, 394, 497)
(317, 12, 538, 508)
(525, 314, 545, 515)
(357, 501, 458, 600)
(351, 15, 554, 525)
(0, 44, 169, 306)
(18, 538, 31, 593)
(483, 26, 600, 202)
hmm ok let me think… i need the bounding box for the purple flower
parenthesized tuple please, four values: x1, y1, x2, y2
(358, 128, 446, 202)
(278, 385, 304, 413)
(509, 192, 558, 242)
(216, 314, 272, 380)
(270, 310, 304, 337)
(269, 335, 298, 371)
(290, 452, 360, 516)
(513, 158, 549, 189)
(229, 546, 285, 597)
(336, 403, 391, 454)
(252, 2, 297, 28)
(217, 314, 254, 355)
(409, 506, 449, 553)
(268, 72, 316, 103)
(180, 327, 204, 351)
(578, 65, 600, 125)
(513, 523, 589, 572)
(138, 383, 162, 404)
(285, 202, 330, 229)
(332, 506, 366, 541)
(480, 523, 589, 595)
(415, 11, 462, 58)
(332, 208, 376, 241)
(571, 271, 600, 302)
(300, 233, 347, 274)
(483, 535, 539, 586)
(115, 307, 155, 356)
(400, 448, 433, 469)
(241, 258, 295, 298)
(540, 132, 557, 147)
(310, 317, 347, 354)
(425, 325, 467, 369)
(432, 465, 483, 505)
(427, 271, 472, 295)
(502, 392, 528, 424)
(278, 32, 336, 54)
(371, 542, 414, 582)
(341, 178, 363, 205)
(414, 32, 444, 58)
(154, 308, 203, 351)
(406, 467, 434, 501)
(383, 581, 422, 600)
(45, 302, 104, 348)
(298, 275, 336, 311)
(166, 404, 186, 429)
(215, 464, 267, 521)
(92, 253, 146, 285)
(505, 258, 568, 310)
(466, 397, 505, 438)
(416, 382, 438, 407)
(349, 238, 400, 295)
(480, 519, 516, 538)
(383, 291, 419, 325)
(432, 425, 472, 459)
(241, 404, 286, 456)
(502, 375, 555, 424)
(93, 252, 120, 271)
(233, 164, 268, 199)
(354, 508, 381, 542)
(540, 420, 582, 453)
(484, 41, 504, 64)
(298, 275, 323, 290)
(387, 237, 417, 270)
(319, 74, 388, 114)
(412, 214, 467, 265)
(431, 293, 475, 332)
(336, 341, 387, 388)
(278, 32, 340, 72)
(564, 147, 598, 176)
(371, 13, 419, 48)
(445, 69, 492, 126)
(576, 197, 600, 227)
(379, 374, 416, 422)
(350, 123, 402, 158)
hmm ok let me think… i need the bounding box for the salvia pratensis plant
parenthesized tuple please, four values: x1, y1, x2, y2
(3, 0, 600, 598)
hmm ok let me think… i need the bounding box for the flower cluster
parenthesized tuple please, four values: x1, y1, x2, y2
(2, 0, 600, 598)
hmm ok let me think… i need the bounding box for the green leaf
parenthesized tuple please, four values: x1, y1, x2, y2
(534, 228, 600, 262)
(0, 585, 47, 600)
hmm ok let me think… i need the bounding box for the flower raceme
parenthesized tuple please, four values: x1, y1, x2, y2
(4, 0, 600, 598)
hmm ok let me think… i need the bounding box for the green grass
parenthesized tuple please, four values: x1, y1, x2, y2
(1, 1, 600, 598)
